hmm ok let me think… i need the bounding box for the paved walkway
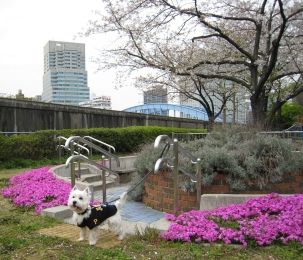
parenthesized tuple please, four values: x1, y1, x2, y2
(62, 184, 171, 235)
(95, 184, 165, 224)
(94, 184, 170, 234)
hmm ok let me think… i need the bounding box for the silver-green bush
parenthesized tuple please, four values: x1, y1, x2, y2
(133, 128, 303, 198)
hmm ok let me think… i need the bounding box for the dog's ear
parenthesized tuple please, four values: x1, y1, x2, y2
(72, 185, 78, 191)
(84, 187, 91, 197)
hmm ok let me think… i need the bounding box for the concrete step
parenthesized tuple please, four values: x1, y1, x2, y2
(41, 205, 73, 219)
(81, 173, 102, 183)
(75, 167, 90, 175)
(114, 168, 137, 183)
(89, 179, 117, 191)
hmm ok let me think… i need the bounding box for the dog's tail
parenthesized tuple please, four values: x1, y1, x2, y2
(115, 192, 127, 210)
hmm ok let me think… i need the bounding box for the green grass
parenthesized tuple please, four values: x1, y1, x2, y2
(0, 169, 302, 259)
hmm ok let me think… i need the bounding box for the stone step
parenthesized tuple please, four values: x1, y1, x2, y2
(114, 168, 137, 183)
(75, 167, 90, 175)
(89, 179, 117, 191)
(80, 173, 102, 183)
(41, 205, 73, 219)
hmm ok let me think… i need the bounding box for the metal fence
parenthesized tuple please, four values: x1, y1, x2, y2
(0, 131, 33, 136)
(171, 132, 208, 142)
(260, 131, 303, 141)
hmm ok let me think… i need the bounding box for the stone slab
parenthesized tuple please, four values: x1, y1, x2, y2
(41, 205, 73, 219)
(200, 193, 292, 210)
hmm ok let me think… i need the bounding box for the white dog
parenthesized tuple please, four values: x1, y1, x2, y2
(68, 186, 127, 246)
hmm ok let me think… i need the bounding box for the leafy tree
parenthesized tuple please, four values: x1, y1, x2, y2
(85, 0, 303, 129)
(280, 102, 303, 128)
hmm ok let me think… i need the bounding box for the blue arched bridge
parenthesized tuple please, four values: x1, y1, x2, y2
(123, 103, 222, 122)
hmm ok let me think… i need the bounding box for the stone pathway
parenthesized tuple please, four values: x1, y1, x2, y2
(95, 184, 165, 225)
(55, 184, 170, 235)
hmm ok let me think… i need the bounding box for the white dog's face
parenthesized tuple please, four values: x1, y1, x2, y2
(68, 186, 91, 214)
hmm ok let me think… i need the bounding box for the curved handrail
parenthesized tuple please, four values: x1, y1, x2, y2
(65, 154, 118, 176)
(65, 136, 120, 167)
(153, 135, 202, 213)
(154, 135, 171, 148)
(57, 136, 89, 155)
(83, 136, 115, 153)
(154, 157, 173, 173)
(154, 135, 198, 163)
(56, 145, 81, 155)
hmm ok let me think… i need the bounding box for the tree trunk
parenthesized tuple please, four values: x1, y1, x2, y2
(208, 116, 215, 132)
(250, 95, 267, 129)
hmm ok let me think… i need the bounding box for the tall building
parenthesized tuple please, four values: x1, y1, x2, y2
(42, 41, 90, 105)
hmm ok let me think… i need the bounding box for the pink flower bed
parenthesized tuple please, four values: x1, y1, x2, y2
(1, 167, 71, 214)
(163, 193, 303, 246)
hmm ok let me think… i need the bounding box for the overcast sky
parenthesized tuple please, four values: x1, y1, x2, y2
(0, 0, 142, 110)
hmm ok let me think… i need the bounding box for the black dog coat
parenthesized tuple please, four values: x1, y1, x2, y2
(77, 204, 117, 229)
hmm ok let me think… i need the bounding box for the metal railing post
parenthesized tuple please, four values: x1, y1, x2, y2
(196, 158, 201, 210)
(71, 162, 76, 187)
(70, 145, 75, 187)
(102, 169, 106, 203)
(173, 138, 179, 215)
(58, 138, 62, 163)
(77, 161, 81, 179)
(101, 156, 106, 203)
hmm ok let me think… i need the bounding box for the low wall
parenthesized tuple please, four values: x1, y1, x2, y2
(0, 98, 208, 132)
(143, 171, 303, 214)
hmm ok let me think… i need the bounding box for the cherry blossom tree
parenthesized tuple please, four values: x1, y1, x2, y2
(85, 0, 303, 129)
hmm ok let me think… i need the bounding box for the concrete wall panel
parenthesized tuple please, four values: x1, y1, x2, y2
(0, 98, 207, 132)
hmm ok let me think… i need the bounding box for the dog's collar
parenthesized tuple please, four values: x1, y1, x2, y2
(77, 208, 88, 215)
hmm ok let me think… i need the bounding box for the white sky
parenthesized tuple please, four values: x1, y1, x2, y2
(0, 0, 142, 110)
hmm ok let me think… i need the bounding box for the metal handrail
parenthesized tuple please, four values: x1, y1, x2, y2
(64, 136, 120, 167)
(57, 145, 81, 155)
(65, 154, 118, 175)
(154, 135, 202, 213)
(65, 154, 120, 202)
(83, 136, 115, 153)
(57, 136, 89, 154)
(154, 157, 173, 173)
(154, 135, 199, 163)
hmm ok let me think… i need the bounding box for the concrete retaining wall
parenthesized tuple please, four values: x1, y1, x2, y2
(0, 98, 208, 132)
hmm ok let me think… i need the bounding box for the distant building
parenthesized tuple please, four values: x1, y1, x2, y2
(79, 96, 112, 110)
(15, 89, 25, 100)
(179, 82, 250, 124)
(33, 95, 42, 102)
(143, 86, 168, 104)
(42, 40, 90, 105)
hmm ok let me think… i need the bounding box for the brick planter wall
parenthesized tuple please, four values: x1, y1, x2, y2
(143, 171, 303, 214)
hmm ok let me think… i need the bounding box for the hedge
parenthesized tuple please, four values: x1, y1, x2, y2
(0, 126, 206, 164)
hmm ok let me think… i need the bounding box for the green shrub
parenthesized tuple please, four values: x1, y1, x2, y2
(280, 102, 303, 128)
(0, 126, 205, 168)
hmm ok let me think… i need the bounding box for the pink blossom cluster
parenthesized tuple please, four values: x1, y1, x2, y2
(163, 193, 303, 246)
(1, 167, 72, 214)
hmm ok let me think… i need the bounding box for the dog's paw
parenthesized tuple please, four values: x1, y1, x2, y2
(118, 235, 124, 240)
(89, 241, 96, 246)
(77, 237, 85, 242)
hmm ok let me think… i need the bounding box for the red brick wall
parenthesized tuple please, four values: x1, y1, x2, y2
(143, 171, 303, 214)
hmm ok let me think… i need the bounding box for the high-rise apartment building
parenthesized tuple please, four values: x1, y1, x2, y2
(42, 41, 90, 105)
(143, 86, 168, 104)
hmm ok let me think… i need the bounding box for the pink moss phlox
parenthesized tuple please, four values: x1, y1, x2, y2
(163, 193, 303, 246)
(1, 167, 72, 214)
